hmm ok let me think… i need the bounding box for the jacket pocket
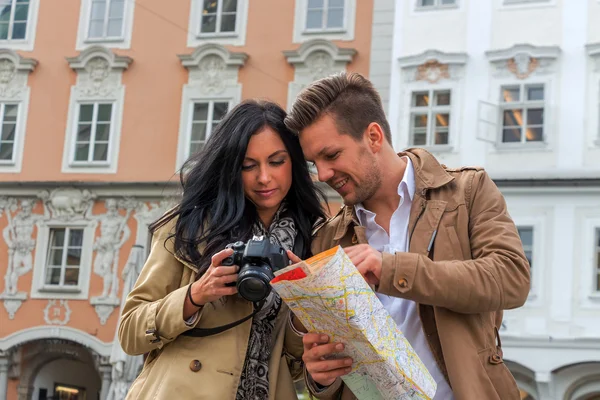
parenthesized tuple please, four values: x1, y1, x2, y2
(477, 347, 520, 400)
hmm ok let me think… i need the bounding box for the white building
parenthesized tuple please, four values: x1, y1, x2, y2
(369, 0, 600, 398)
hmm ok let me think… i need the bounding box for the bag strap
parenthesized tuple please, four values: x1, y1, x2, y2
(181, 299, 265, 338)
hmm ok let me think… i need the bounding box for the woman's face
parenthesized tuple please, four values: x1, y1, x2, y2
(242, 127, 293, 222)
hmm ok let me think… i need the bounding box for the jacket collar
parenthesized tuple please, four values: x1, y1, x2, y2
(333, 148, 454, 241)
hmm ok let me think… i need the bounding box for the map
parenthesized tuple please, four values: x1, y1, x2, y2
(271, 246, 437, 400)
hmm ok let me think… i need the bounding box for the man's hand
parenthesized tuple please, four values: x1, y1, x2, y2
(302, 333, 353, 387)
(344, 245, 382, 286)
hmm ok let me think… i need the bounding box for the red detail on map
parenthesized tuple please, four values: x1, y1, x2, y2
(271, 267, 307, 283)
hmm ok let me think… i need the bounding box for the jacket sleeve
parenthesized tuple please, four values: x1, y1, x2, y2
(378, 170, 531, 314)
(118, 222, 202, 355)
(283, 312, 306, 381)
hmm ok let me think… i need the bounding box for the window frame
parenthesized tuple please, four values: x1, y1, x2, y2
(86, 0, 126, 41)
(498, 82, 546, 146)
(408, 89, 452, 147)
(0, 0, 39, 50)
(76, 0, 135, 49)
(69, 101, 115, 167)
(517, 225, 534, 291)
(31, 220, 97, 300)
(511, 216, 545, 305)
(415, 0, 458, 10)
(42, 227, 85, 290)
(0, 0, 30, 42)
(594, 228, 600, 294)
(304, 0, 347, 33)
(187, 100, 229, 158)
(293, 0, 356, 43)
(0, 102, 20, 165)
(197, 0, 239, 38)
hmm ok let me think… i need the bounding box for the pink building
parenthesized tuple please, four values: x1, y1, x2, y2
(0, 1, 373, 399)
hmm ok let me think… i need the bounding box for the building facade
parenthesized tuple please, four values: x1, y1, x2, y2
(372, 0, 600, 399)
(0, 1, 373, 399)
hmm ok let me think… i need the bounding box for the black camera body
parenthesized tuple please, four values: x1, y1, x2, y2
(222, 236, 289, 302)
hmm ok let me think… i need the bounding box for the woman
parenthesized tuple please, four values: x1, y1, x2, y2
(118, 100, 327, 399)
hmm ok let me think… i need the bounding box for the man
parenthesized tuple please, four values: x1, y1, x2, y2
(284, 72, 530, 399)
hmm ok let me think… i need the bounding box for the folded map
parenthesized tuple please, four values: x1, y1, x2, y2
(270, 246, 437, 400)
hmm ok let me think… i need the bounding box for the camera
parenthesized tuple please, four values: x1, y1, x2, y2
(222, 236, 289, 302)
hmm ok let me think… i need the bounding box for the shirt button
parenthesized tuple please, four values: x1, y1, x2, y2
(398, 278, 408, 288)
(189, 359, 202, 372)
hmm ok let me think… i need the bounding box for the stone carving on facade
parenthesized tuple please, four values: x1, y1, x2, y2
(179, 44, 247, 98)
(398, 50, 467, 84)
(416, 60, 451, 84)
(0, 50, 36, 100)
(486, 44, 561, 79)
(306, 51, 337, 81)
(43, 299, 72, 325)
(283, 39, 356, 111)
(135, 200, 172, 228)
(82, 57, 112, 96)
(0, 197, 49, 318)
(88, 198, 138, 324)
(39, 188, 96, 222)
(198, 55, 226, 94)
(67, 46, 132, 100)
(0, 59, 18, 97)
(107, 245, 145, 400)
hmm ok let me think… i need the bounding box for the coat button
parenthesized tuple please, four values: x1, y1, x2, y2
(189, 359, 202, 372)
(398, 278, 408, 288)
(489, 354, 502, 364)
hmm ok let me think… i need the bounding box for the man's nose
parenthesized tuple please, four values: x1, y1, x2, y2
(316, 163, 334, 183)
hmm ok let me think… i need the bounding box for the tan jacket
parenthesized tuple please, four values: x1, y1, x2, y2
(118, 219, 304, 399)
(306, 148, 530, 400)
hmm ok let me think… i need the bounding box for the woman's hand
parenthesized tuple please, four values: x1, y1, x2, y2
(192, 248, 239, 305)
(184, 249, 239, 318)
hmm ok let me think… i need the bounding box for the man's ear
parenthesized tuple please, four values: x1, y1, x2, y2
(365, 122, 385, 152)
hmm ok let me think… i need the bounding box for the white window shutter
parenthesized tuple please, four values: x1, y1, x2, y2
(476, 100, 499, 143)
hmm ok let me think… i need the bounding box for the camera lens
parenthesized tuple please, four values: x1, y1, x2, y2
(238, 276, 270, 302)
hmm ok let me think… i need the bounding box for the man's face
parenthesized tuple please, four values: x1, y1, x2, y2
(299, 114, 381, 206)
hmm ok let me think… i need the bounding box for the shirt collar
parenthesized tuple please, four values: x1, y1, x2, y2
(354, 156, 416, 225)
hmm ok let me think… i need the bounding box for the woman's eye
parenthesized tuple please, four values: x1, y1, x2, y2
(241, 164, 255, 171)
(326, 151, 340, 160)
(270, 159, 285, 166)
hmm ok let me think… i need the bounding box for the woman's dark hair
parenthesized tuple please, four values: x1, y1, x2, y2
(150, 99, 327, 276)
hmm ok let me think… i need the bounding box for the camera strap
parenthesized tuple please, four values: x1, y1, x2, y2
(181, 299, 266, 338)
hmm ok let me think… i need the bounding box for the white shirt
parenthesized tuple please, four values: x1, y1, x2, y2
(354, 157, 453, 400)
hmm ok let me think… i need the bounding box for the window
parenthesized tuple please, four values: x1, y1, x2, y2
(595, 228, 600, 293)
(500, 84, 544, 144)
(306, 0, 345, 31)
(72, 103, 113, 164)
(54, 383, 86, 400)
(0, 103, 18, 163)
(409, 90, 451, 146)
(0, 0, 29, 41)
(199, 0, 237, 36)
(188, 101, 228, 155)
(518, 226, 533, 268)
(504, 0, 551, 5)
(416, 0, 457, 9)
(44, 228, 83, 288)
(87, 0, 125, 40)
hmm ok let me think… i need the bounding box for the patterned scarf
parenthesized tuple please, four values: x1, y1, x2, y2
(235, 204, 297, 400)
